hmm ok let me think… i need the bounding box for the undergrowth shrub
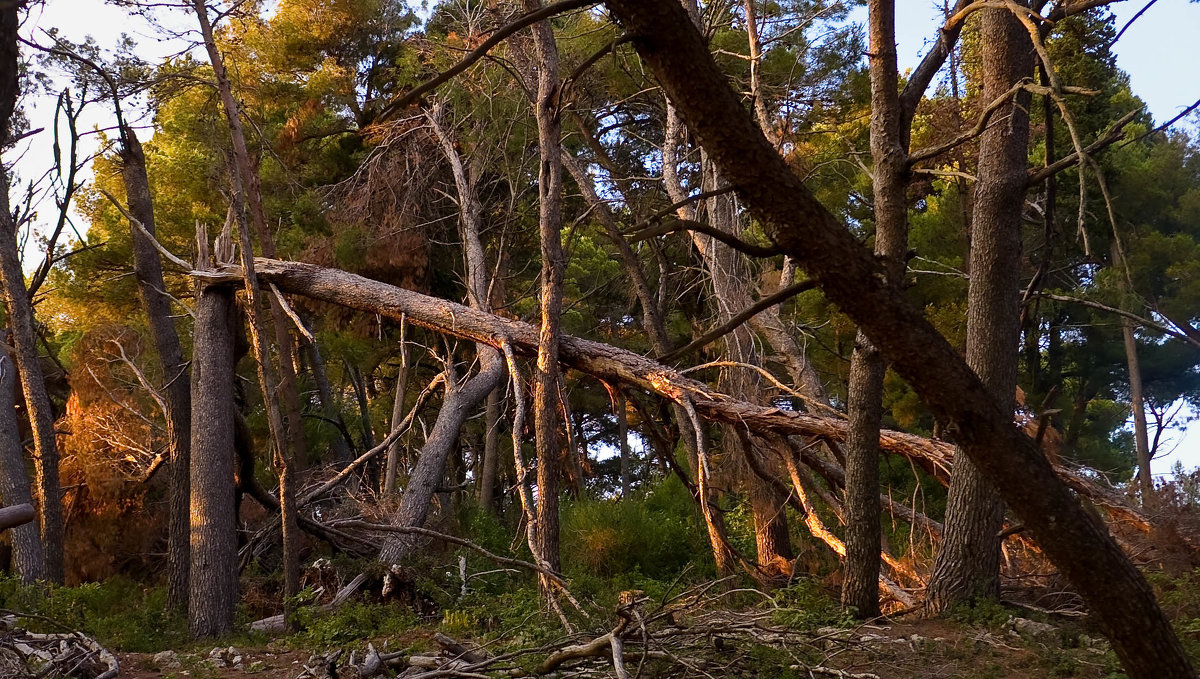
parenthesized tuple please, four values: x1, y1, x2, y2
(0, 575, 186, 651)
(290, 599, 420, 647)
(770, 578, 854, 630)
(561, 476, 710, 579)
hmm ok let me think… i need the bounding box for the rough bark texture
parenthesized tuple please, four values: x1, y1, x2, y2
(598, 2, 1193, 676)
(384, 338, 409, 495)
(0, 3, 62, 584)
(193, 0, 300, 614)
(926, 6, 1032, 615)
(121, 127, 192, 610)
(188, 281, 238, 639)
(527, 0, 567, 577)
(0, 346, 44, 583)
(843, 0, 908, 618)
(479, 388, 501, 510)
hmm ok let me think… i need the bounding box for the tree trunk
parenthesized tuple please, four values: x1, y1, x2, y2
(384, 327, 409, 495)
(1113, 241, 1154, 504)
(526, 0, 567, 579)
(843, 0, 909, 618)
(479, 388, 501, 510)
(0, 181, 62, 586)
(303, 327, 352, 464)
(0, 345, 44, 583)
(188, 276, 238, 639)
(193, 0, 300, 620)
(0, 4, 61, 584)
(596, 3, 1193, 674)
(121, 126, 192, 611)
(617, 390, 631, 499)
(376, 101, 504, 568)
(377, 360, 504, 567)
(927, 5, 1032, 615)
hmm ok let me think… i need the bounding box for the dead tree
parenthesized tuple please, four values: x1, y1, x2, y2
(375, 104, 505, 575)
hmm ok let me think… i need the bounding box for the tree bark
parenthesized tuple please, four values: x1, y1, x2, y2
(599, 2, 1194, 675)
(0, 346, 44, 583)
(843, 0, 909, 618)
(188, 277, 238, 639)
(193, 0, 301, 621)
(926, 5, 1032, 615)
(384, 327, 409, 495)
(0, 3, 62, 584)
(479, 388, 502, 510)
(617, 390, 631, 499)
(377, 360, 505, 567)
(120, 126, 192, 611)
(526, 0, 567, 579)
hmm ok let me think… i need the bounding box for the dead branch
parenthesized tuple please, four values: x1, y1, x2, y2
(191, 258, 1164, 545)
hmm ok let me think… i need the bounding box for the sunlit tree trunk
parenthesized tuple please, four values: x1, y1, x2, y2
(526, 0, 567, 581)
(927, 4, 1033, 614)
(188, 260, 238, 639)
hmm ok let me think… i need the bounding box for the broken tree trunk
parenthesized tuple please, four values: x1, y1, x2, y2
(188, 230, 239, 640)
(120, 125, 193, 611)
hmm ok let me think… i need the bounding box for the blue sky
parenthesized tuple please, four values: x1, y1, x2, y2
(873, 0, 1200, 124)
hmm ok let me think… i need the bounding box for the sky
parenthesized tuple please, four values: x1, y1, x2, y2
(14, 0, 1200, 475)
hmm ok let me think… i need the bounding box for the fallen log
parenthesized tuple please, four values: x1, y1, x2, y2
(196, 259, 946, 464)
(194, 259, 1154, 540)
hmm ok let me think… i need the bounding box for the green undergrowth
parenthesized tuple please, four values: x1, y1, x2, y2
(0, 575, 187, 652)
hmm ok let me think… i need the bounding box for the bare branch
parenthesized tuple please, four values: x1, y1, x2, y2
(660, 279, 816, 361)
(376, 0, 596, 121)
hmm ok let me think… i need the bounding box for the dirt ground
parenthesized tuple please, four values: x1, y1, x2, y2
(111, 614, 1120, 679)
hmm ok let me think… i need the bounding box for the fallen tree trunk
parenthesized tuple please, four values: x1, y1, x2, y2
(194, 259, 1152, 540)
(197, 259, 948, 458)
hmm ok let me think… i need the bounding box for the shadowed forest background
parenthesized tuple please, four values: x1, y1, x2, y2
(0, 0, 1198, 677)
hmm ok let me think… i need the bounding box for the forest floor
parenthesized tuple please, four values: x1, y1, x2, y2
(108, 613, 1126, 679)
